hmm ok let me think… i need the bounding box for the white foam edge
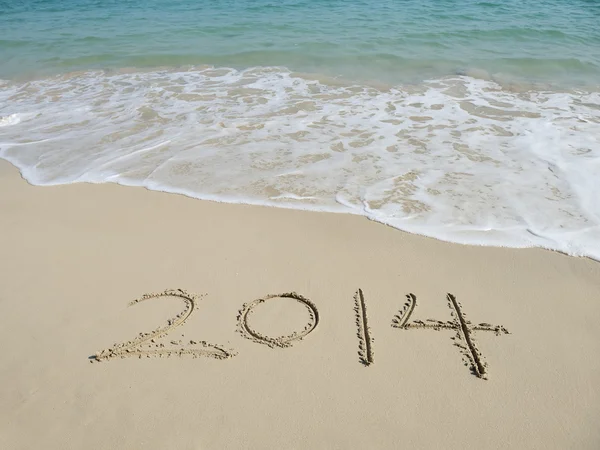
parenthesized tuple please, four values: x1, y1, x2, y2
(2, 154, 596, 262)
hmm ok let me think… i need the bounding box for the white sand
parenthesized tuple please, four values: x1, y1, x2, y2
(1, 159, 599, 449)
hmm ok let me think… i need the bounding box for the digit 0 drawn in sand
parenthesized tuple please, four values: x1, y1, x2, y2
(354, 289, 374, 366)
(92, 289, 235, 362)
(391, 293, 509, 379)
(236, 292, 319, 348)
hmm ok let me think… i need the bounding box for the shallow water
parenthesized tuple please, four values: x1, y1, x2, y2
(2, 0, 600, 85)
(1, 0, 600, 258)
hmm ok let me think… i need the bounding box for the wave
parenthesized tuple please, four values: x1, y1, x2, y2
(1, 66, 599, 259)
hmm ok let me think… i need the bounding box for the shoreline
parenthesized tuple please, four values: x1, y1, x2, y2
(2, 154, 599, 263)
(1, 159, 599, 449)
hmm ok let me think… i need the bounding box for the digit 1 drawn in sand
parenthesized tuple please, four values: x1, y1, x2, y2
(354, 289, 374, 366)
(92, 289, 235, 362)
(391, 293, 509, 379)
(236, 292, 319, 348)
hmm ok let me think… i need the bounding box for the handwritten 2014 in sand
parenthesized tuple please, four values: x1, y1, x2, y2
(92, 289, 510, 380)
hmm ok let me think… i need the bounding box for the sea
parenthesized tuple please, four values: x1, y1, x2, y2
(1, 0, 599, 258)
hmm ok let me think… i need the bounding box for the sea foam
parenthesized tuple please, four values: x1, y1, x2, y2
(1, 67, 599, 259)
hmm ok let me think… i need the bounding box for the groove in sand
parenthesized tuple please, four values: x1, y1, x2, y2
(236, 292, 319, 348)
(354, 289, 374, 366)
(92, 289, 235, 362)
(391, 292, 509, 379)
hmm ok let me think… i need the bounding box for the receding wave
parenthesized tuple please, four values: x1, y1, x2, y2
(1, 66, 599, 259)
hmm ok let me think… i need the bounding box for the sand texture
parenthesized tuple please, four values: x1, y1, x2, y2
(1, 160, 599, 449)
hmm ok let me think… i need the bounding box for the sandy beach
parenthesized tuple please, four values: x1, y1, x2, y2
(0, 158, 598, 449)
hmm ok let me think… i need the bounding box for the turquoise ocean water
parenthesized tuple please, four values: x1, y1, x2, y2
(1, 0, 600, 258)
(2, 0, 600, 84)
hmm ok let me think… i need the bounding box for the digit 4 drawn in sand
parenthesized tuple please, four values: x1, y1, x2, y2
(92, 289, 236, 362)
(391, 293, 509, 379)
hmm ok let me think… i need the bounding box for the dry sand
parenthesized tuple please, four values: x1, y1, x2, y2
(0, 159, 599, 449)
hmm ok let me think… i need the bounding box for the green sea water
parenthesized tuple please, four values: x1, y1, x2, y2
(1, 0, 600, 85)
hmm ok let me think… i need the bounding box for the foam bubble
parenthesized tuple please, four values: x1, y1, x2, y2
(1, 67, 599, 259)
(0, 113, 22, 127)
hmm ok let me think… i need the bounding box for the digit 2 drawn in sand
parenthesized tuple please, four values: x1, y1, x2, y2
(92, 289, 235, 362)
(237, 292, 319, 348)
(391, 293, 509, 379)
(354, 289, 374, 366)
